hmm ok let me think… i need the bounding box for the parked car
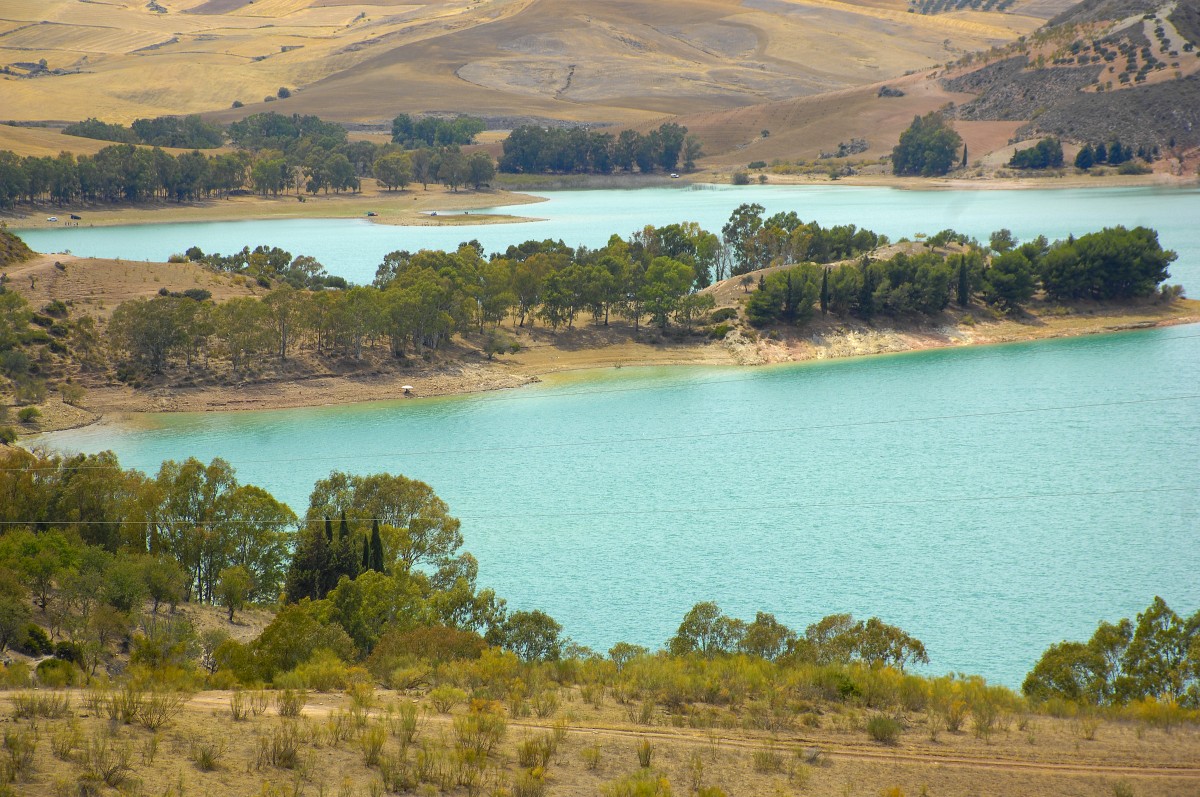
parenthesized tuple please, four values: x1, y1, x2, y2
(46, 216, 58, 222)
(670, 173, 680, 179)
(70, 214, 82, 220)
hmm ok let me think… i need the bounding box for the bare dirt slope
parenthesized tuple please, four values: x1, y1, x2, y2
(1, 0, 1038, 126)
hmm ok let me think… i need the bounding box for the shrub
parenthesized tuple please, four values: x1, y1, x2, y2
(636, 737, 653, 767)
(35, 658, 77, 688)
(752, 744, 785, 772)
(0, 428, 15, 445)
(16, 407, 38, 423)
(1118, 161, 1152, 175)
(867, 714, 902, 744)
(430, 684, 467, 714)
(359, 723, 386, 767)
(710, 307, 738, 322)
(190, 738, 226, 771)
(748, 161, 767, 169)
(12, 689, 72, 719)
(276, 688, 307, 718)
(604, 770, 672, 796)
(731, 171, 750, 185)
(15, 623, 52, 656)
(581, 744, 602, 770)
(453, 707, 506, 758)
(708, 323, 732, 339)
(256, 720, 301, 769)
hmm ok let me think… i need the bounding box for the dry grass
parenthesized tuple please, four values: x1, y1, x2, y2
(2, 0, 1036, 135)
(0, 685, 1197, 797)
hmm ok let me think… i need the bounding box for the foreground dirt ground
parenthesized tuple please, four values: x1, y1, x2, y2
(2, 686, 1199, 796)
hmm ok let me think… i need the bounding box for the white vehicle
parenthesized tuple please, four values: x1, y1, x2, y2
(670, 173, 680, 179)
(46, 216, 58, 222)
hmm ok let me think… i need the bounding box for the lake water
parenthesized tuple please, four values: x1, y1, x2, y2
(39, 327, 1200, 686)
(15, 183, 1200, 289)
(21, 185, 1200, 684)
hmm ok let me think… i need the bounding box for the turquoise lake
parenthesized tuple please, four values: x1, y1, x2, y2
(24, 185, 1200, 685)
(16, 183, 1200, 288)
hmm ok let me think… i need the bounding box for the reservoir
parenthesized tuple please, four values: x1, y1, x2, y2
(38, 328, 1200, 687)
(16, 183, 1200, 289)
(22, 184, 1200, 685)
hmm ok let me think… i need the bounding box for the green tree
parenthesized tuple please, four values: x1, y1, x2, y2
(982, 250, 1036, 310)
(216, 565, 254, 622)
(891, 113, 963, 177)
(668, 601, 745, 657)
(740, 612, 796, 660)
(492, 609, 563, 662)
(639, 256, 695, 330)
(373, 152, 412, 191)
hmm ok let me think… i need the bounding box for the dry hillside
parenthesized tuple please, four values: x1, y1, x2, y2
(2, 0, 1039, 128)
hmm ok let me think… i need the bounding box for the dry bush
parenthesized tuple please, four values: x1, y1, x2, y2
(2, 727, 37, 782)
(190, 738, 227, 771)
(11, 690, 72, 720)
(276, 688, 307, 718)
(50, 722, 82, 761)
(453, 708, 506, 758)
(636, 737, 653, 767)
(752, 743, 785, 773)
(78, 732, 133, 789)
(257, 720, 303, 769)
(430, 685, 466, 714)
(359, 723, 386, 767)
(581, 745, 602, 770)
(388, 701, 423, 749)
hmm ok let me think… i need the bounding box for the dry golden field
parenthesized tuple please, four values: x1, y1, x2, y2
(1, 0, 1043, 129)
(2, 681, 1200, 797)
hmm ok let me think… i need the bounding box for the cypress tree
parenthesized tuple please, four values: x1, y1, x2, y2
(362, 536, 370, 571)
(961, 144, 968, 169)
(370, 518, 385, 573)
(956, 256, 970, 307)
(339, 511, 350, 543)
(325, 516, 333, 544)
(820, 268, 829, 315)
(857, 256, 875, 319)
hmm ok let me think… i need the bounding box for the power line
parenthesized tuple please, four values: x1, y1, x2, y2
(0, 484, 1191, 526)
(9, 392, 1200, 472)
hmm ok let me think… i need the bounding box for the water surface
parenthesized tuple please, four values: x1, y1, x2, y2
(17, 184, 1200, 289)
(40, 327, 1200, 686)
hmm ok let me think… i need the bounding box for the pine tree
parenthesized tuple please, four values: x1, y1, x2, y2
(370, 518, 385, 573)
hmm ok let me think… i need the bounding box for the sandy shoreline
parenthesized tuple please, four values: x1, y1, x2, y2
(2, 182, 545, 231)
(6, 171, 1198, 234)
(27, 301, 1197, 435)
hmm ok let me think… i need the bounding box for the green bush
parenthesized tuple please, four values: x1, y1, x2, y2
(731, 171, 750, 185)
(866, 714, 902, 744)
(710, 307, 738, 322)
(16, 623, 52, 656)
(1118, 160, 1152, 175)
(35, 657, 78, 688)
(16, 407, 39, 423)
(708, 323, 732, 339)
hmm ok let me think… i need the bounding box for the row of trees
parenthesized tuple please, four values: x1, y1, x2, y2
(500, 123, 702, 175)
(1008, 137, 1064, 169)
(667, 601, 929, 671)
(745, 225, 1176, 327)
(0, 111, 503, 209)
(0, 146, 252, 207)
(0, 140, 499, 208)
(63, 115, 226, 149)
(1023, 597, 1200, 707)
(390, 114, 486, 148)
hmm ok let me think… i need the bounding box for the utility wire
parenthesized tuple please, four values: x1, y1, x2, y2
(0, 484, 1190, 526)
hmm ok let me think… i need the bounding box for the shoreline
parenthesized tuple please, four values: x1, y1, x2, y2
(31, 301, 1200, 433)
(6, 171, 1199, 233)
(1, 183, 546, 231)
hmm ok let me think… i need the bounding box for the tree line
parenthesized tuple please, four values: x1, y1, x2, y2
(0, 111, 499, 209)
(63, 115, 226, 149)
(499, 123, 702, 175)
(1023, 597, 1200, 708)
(745, 225, 1177, 327)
